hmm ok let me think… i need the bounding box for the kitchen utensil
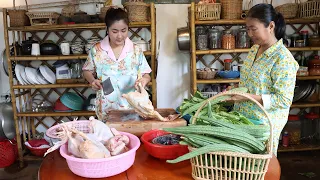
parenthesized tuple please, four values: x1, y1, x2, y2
(217, 71, 240, 79)
(39, 65, 56, 84)
(60, 42, 70, 55)
(36, 69, 49, 84)
(71, 41, 84, 54)
(21, 37, 37, 55)
(31, 43, 40, 56)
(53, 61, 71, 79)
(177, 26, 190, 51)
(134, 37, 149, 51)
(54, 98, 73, 112)
(102, 77, 114, 95)
(40, 42, 60, 55)
(1, 49, 9, 76)
(0, 103, 15, 141)
(20, 66, 31, 85)
(293, 80, 312, 102)
(60, 92, 84, 110)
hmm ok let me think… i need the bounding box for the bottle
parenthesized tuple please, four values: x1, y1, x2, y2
(282, 131, 289, 147)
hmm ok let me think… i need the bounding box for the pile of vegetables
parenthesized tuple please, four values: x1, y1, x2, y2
(165, 88, 270, 164)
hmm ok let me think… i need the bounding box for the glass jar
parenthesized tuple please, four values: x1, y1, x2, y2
(196, 26, 206, 36)
(300, 30, 309, 46)
(284, 115, 301, 145)
(222, 30, 235, 49)
(304, 112, 320, 140)
(208, 27, 221, 49)
(290, 33, 300, 47)
(224, 59, 232, 71)
(308, 55, 320, 76)
(237, 28, 250, 48)
(196, 34, 208, 50)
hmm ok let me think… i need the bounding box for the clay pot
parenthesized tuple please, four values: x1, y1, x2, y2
(265, 155, 281, 180)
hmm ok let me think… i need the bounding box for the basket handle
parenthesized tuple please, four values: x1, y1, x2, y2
(13, 0, 28, 11)
(191, 92, 274, 155)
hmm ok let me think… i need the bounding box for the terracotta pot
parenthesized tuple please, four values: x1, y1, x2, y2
(265, 155, 281, 180)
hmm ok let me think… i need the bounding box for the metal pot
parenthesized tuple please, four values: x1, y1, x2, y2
(177, 26, 190, 51)
(0, 103, 15, 141)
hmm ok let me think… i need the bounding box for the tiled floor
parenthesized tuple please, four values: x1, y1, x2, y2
(1, 151, 320, 180)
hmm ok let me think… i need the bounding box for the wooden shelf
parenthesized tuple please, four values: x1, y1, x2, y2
(196, 47, 320, 55)
(195, 18, 320, 25)
(17, 111, 96, 117)
(13, 81, 152, 89)
(7, 22, 151, 31)
(278, 141, 320, 152)
(10, 51, 152, 61)
(197, 76, 320, 84)
(291, 102, 320, 108)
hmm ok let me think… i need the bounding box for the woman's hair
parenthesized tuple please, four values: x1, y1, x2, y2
(247, 3, 286, 40)
(104, 7, 129, 28)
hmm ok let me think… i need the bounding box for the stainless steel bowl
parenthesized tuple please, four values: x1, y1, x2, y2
(177, 27, 190, 51)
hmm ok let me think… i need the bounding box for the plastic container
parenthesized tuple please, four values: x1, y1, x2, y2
(0, 139, 17, 168)
(285, 115, 301, 145)
(222, 30, 235, 49)
(141, 130, 188, 160)
(60, 92, 84, 110)
(282, 131, 289, 147)
(224, 59, 232, 71)
(60, 131, 140, 178)
(300, 30, 309, 46)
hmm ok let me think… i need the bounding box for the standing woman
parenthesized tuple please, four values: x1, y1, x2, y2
(82, 8, 152, 120)
(231, 4, 299, 156)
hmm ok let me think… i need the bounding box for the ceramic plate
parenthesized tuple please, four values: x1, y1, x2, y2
(39, 65, 56, 84)
(14, 64, 26, 85)
(25, 67, 41, 85)
(20, 66, 32, 85)
(36, 69, 49, 85)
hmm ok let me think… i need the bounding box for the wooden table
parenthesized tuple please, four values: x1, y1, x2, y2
(38, 145, 193, 180)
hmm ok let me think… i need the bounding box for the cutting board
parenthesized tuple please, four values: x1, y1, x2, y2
(106, 109, 187, 136)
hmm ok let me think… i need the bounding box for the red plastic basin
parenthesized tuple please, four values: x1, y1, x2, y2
(141, 129, 189, 160)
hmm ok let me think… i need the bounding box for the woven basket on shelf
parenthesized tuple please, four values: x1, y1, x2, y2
(26, 12, 60, 26)
(299, 0, 320, 19)
(220, 0, 243, 19)
(190, 92, 273, 180)
(274, 0, 300, 19)
(197, 69, 217, 79)
(195, 3, 221, 20)
(7, 0, 30, 27)
(124, 2, 149, 22)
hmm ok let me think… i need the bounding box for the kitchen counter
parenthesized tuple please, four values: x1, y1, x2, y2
(38, 145, 192, 180)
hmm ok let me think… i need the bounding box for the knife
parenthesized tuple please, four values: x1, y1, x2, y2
(102, 77, 114, 95)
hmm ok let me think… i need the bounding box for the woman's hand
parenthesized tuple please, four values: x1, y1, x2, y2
(91, 79, 102, 91)
(135, 76, 149, 90)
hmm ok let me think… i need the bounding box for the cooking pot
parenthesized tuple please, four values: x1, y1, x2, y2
(40, 42, 60, 55)
(134, 38, 149, 51)
(177, 26, 190, 51)
(21, 37, 38, 55)
(0, 103, 16, 141)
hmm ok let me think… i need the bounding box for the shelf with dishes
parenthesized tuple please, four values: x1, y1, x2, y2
(10, 51, 152, 61)
(196, 47, 320, 55)
(7, 22, 152, 32)
(195, 18, 320, 25)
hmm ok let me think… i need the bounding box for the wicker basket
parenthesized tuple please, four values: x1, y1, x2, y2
(124, 2, 149, 22)
(220, 0, 243, 20)
(195, 3, 221, 20)
(197, 69, 217, 79)
(7, 0, 30, 27)
(190, 92, 273, 180)
(26, 12, 60, 26)
(274, 0, 299, 19)
(299, 0, 320, 18)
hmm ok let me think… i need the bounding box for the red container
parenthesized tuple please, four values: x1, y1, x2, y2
(0, 139, 17, 168)
(141, 130, 189, 160)
(25, 139, 50, 157)
(54, 98, 73, 112)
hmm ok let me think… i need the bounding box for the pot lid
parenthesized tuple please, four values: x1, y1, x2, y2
(0, 103, 16, 139)
(293, 80, 312, 102)
(305, 112, 319, 119)
(288, 115, 299, 121)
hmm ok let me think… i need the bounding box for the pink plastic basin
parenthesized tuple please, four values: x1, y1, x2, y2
(60, 132, 140, 178)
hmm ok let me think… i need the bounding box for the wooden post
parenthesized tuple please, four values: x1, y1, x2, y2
(150, 3, 157, 108)
(190, 3, 197, 94)
(3, 8, 25, 167)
